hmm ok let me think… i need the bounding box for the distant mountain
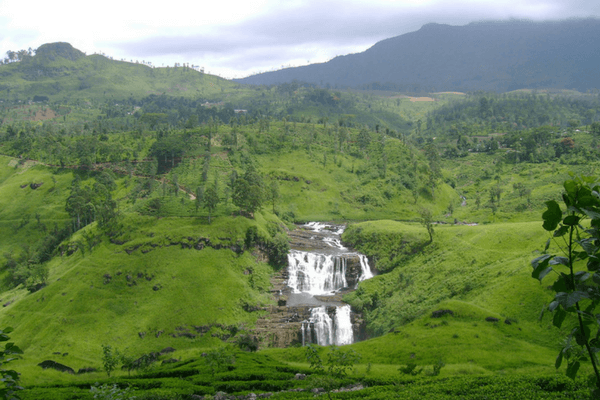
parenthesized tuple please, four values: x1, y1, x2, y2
(236, 19, 600, 93)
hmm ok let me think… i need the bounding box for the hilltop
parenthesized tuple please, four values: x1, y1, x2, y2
(237, 19, 600, 93)
(0, 42, 236, 101)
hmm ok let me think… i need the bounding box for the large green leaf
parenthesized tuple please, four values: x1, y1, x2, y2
(553, 308, 567, 328)
(556, 291, 589, 309)
(574, 271, 590, 282)
(532, 254, 551, 269)
(543, 200, 562, 231)
(552, 275, 569, 292)
(564, 180, 578, 198)
(588, 257, 600, 272)
(553, 225, 569, 237)
(531, 254, 552, 281)
(555, 350, 564, 369)
(566, 360, 580, 380)
(563, 215, 580, 226)
(582, 207, 600, 220)
(550, 256, 569, 266)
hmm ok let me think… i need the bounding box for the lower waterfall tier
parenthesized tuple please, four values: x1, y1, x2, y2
(302, 305, 354, 346)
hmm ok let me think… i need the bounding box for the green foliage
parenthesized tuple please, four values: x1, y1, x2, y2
(232, 165, 265, 216)
(235, 334, 259, 352)
(305, 344, 360, 379)
(399, 362, 423, 376)
(203, 347, 235, 377)
(266, 232, 290, 268)
(0, 327, 23, 400)
(304, 344, 360, 400)
(427, 359, 446, 376)
(102, 344, 120, 378)
(90, 384, 136, 400)
(532, 175, 600, 395)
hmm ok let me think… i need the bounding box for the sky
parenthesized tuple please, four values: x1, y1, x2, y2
(1, 0, 599, 79)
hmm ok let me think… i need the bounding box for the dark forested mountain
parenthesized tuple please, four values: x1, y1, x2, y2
(237, 19, 600, 93)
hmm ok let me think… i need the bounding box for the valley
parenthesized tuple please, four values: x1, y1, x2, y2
(0, 39, 599, 399)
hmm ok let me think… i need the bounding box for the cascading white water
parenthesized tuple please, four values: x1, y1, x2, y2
(287, 251, 348, 295)
(309, 306, 334, 346)
(358, 254, 374, 282)
(333, 305, 354, 345)
(305, 305, 354, 346)
(288, 222, 374, 346)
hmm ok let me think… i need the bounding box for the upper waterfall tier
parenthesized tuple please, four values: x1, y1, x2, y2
(286, 222, 373, 296)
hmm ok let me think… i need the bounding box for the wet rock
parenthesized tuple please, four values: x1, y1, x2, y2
(77, 367, 97, 374)
(431, 309, 454, 318)
(38, 360, 75, 374)
(160, 347, 176, 354)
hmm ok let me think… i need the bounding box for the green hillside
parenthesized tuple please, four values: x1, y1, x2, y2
(1, 47, 600, 398)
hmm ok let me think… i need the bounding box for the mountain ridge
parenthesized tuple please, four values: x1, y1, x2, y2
(236, 18, 600, 92)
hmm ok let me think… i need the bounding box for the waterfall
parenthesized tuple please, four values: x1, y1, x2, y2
(309, 306, 334, 346)
(358, 255, 374, 282)
(333, 305, 354, 345)
(287, 251, 348, 295)
(287, 222, 374, 346)
(306, 305, 354, 346)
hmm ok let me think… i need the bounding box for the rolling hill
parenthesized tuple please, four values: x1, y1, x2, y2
(0, 42, 237, 101)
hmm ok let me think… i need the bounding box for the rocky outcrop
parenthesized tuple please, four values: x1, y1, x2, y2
(38, 360, 75, 374)
(253, 305, 313, 347)
(344, 255, 363, 289)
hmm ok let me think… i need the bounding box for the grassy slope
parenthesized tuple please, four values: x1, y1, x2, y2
(0, 155, 284, 385)
(0, 156, 72, 270)
(338, 220, 579, 376)
(4, 213, 278, 386)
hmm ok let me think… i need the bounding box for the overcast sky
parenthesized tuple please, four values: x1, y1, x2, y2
(1, 0, 599, 79)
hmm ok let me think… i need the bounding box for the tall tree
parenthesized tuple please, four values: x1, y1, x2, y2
(419, 208, 434, 244)
(268, 180, 280, 213)
(203, 184, 219, 224)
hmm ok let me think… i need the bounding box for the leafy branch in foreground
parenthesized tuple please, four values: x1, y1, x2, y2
(532, 175, 600, 396)
(0, 327, 23, 400)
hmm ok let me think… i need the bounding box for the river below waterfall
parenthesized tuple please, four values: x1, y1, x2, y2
(283, 222, 374, 346)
